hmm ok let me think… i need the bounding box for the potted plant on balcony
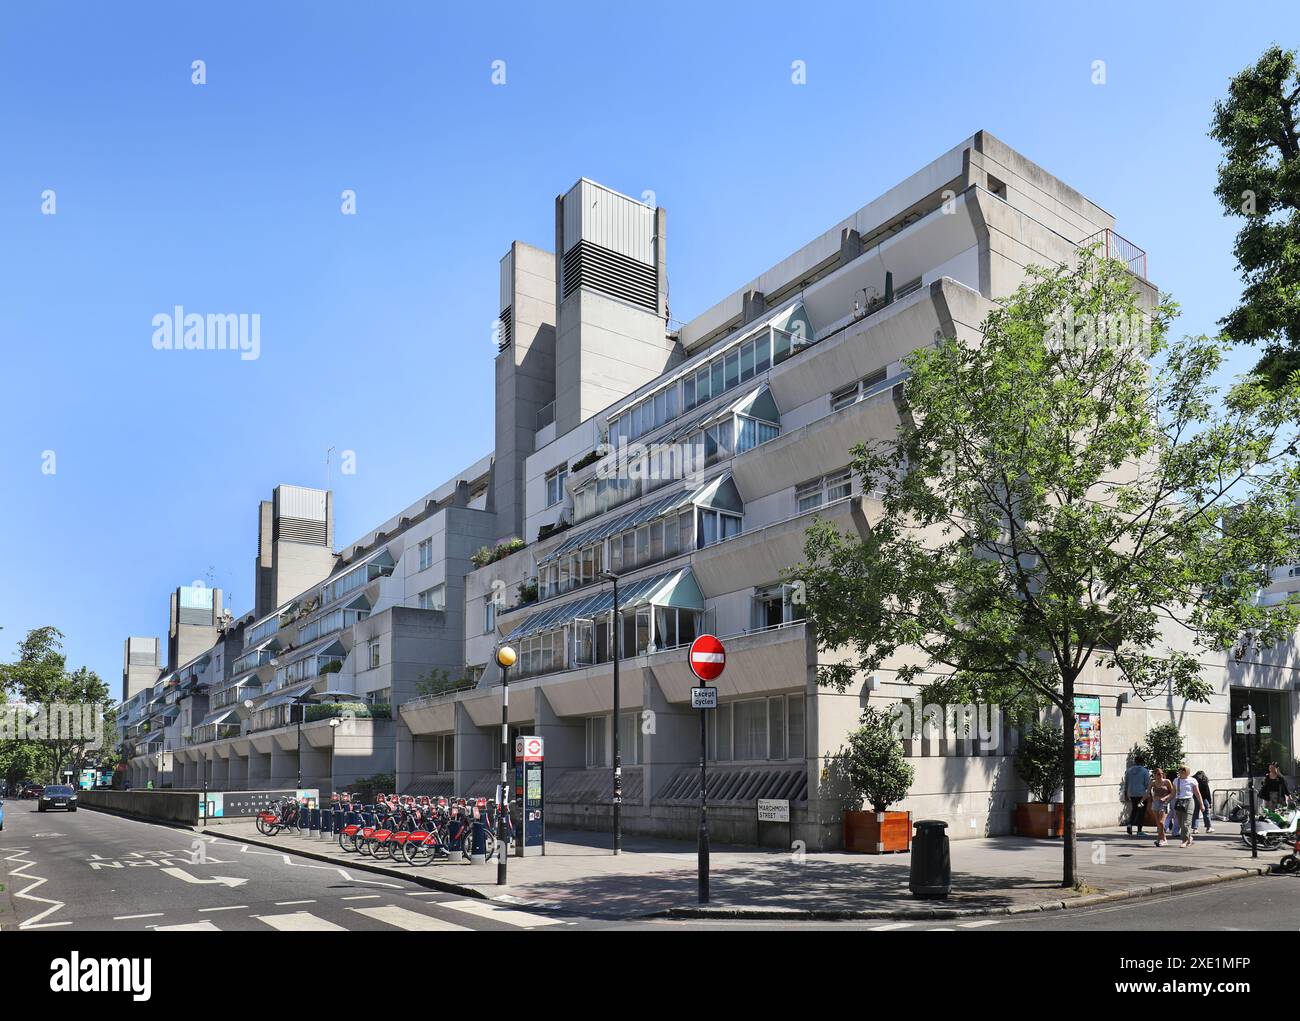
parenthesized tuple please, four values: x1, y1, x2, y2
(841, 707, 915, 853)
(1014, 721, 1067, 837)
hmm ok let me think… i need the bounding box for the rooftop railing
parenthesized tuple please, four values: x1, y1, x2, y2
(1081, 228, 1147, 279)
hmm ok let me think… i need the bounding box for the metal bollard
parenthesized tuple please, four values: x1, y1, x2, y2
(470, 808, 487, 865)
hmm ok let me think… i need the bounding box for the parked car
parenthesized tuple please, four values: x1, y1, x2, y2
(38, 785, 76, 812)
(1, 795, 5, 831)
(21, 783, 45, 800)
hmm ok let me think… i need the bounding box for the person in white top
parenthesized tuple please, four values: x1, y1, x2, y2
(1174, 766, 1206, 848)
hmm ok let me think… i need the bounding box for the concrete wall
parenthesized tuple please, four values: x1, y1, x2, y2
(80, 789, 198, 825)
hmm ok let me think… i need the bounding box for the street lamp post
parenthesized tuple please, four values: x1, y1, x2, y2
(329, 717, 341, 797)
(600, 571, 622, 855)
(296, 702, 303, 791)
(1241, 705, 1258, 859)
(496, 645, 517, 886)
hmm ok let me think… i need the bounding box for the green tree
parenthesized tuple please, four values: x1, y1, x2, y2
(1210, 45, 1300, 388)
(797, 251, 1300, 887)
(0, 627, 111, 785)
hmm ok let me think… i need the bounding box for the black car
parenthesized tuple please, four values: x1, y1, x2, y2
(21, 783, 44, 800)
(38, 785, 77, 812)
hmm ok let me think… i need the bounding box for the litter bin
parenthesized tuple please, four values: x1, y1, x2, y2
(909, 819, 951, 899)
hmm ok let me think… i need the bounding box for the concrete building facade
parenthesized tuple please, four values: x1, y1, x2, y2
(119, 131, 1298, 848)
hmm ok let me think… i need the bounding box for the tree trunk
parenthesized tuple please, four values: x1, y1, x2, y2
(1061, 673, 1077, 888)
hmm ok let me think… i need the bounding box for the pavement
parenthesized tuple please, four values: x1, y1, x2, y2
(201, 815, 1284, 921)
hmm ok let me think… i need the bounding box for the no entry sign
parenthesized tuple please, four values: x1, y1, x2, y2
(689, 634, 726, 682)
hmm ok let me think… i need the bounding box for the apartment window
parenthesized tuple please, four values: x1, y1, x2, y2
(484, 596, 496, 634)
(695, 365, 711, 405)
(724, 350, 740, 389)
(367, 640, 381, 670)
(797, 469, 852, 512)
(683, 374, 696, 410)
(417, 538, 434, 571)
(987, 174, 1007, 200)
(609, 535, 622, 573)
(698, 509, 741, 548)
(585, 716, 607, 767)
(831, 367, 889, 412)
(711, 359, 725, 398)
(752, 584, 807, 629)
(545, 465, 567, 508)
(1231, 687, 1292, 778)
(417, 584, 445, 611)
(736, 416, 778, 454)
(740, 340, 756, 382)
(709, 694, 805, 762)
(754, 332, 771, 373)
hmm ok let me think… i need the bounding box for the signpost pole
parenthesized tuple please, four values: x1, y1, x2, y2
(1243, 705, 1258, 859)
(688, 634, 724, 906)
(496, 646, 517, 886)
(699, 698, 709, 904)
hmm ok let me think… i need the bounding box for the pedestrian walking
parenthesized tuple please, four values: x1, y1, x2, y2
(1191, 769, 1214, 833)
(1174, 766, 1206, 847)
(1124, 753, 1150, 836)
(1148, 768, 1174, 846)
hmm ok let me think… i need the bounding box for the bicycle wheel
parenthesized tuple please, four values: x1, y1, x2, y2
(338, 829, 357, 853)
(1241, 829, 1281, 850)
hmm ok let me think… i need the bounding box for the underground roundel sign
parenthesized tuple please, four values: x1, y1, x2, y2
(689, 634, 726, 682)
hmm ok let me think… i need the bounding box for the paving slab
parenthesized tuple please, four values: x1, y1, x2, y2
(202, 819, 1279, 920)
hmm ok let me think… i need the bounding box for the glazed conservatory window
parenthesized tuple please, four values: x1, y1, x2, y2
(736, 416, 778, 454)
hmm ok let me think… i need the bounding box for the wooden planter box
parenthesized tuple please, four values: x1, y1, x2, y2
(1014, 802, 1066, 838)
(843, 810, 911, 853)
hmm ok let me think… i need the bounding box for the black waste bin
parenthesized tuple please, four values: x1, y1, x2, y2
(909, 819, 951, 899)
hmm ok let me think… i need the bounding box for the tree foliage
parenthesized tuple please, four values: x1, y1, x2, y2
(1210, 44, 1300, 388)
(797, 250, 1300, 884)
(1140, 721, 1186, 778)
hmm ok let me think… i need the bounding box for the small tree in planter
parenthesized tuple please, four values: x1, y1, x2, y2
(1141, 722, 1185, 777)
(1139, 721, 1186, 824)
(841, 707, 915, 853)
(1014, 722, 1067, 837)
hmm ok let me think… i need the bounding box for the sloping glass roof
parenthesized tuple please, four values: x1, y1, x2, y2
(693, 472, 743, 513)
(198, 707, 237, 727)
(539, 487, 697, 566)
(258, 681, 317, 710)
(505, 568, 703, 641)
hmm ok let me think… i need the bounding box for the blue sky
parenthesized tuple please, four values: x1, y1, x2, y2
(0, 1, 1291, 689)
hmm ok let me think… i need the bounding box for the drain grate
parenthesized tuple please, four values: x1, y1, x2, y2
(1140, 864, 1199, 873)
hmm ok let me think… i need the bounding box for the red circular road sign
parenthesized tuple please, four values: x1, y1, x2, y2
(689, 634, 726, 682)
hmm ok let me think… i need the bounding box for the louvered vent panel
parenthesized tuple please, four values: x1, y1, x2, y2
(276, 517, 327, 544)
(656, 766, 808, 804)
(497, 306, 512, 352)
(562, 240, 656, 311)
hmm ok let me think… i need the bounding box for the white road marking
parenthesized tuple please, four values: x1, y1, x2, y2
(199, 905, 248, 912)
(869, 922, 913, 930)
(114, 913, 165, 920)
(438, 899, 564, 928)
(233, 843, 402, 886)
(160, 866, 248, 888)
(255, 911, 348, 931)
(959, 919, 1001, 929)
(342, 894, 382, 901)
(5, 848, 66, 930)
(349, 905, 469, 931)
(275, 899, 317, 906)
(154, 920, 222, 931)
(404, 891, 442, 897)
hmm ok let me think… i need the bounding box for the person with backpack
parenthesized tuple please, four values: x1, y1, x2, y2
(1124, 753, 1151, 837)
(1191, 769, 1214, 833)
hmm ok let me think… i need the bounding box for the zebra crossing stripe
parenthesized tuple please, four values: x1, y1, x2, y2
(255, 911, 347, 931)
(154, 920, 222, 931)
(348, 904, 469, 931)
(438, 899, 564, 928)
